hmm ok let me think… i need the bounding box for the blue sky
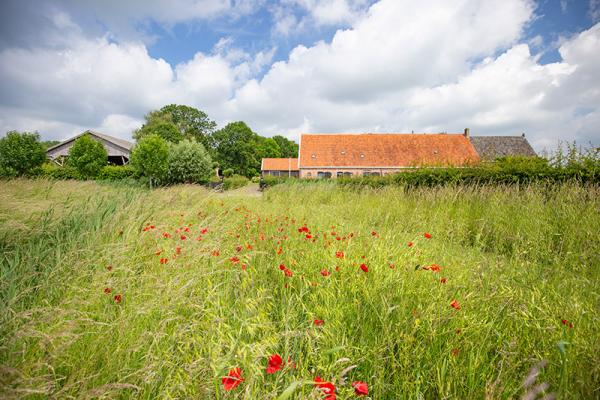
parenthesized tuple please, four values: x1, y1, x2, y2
(0, 0, 599, 151)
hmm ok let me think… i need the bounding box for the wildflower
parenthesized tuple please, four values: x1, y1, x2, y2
(246, 243, 253, 250)
(175, 247, 181, 255)
(371, 231, 378, 237)
(389, 263, 395, 269)
(335, 251, 344, 259)
(230, 256, 240, 263)
(155, 250, 162, 256)
(266, 354, 283, 374)
(451, 348, 460, 357)
(321, 269, 330, 277)
(212, 249, 220, 257)
(279, 264, 286, 270)
(306, 234, 312, 239)
(180, 235, 187, 240)
(277, 247, 283, 255)
(236, 245, 242, 252)
(284, 269, 293, 277)
(201, 228, 208, 234)
(314, 377, 336, 400)
(160, 258, 168, 264)
(335, 266, 340, 272)
(241, 264, 247, 271)
(335, 236, 341, 241)
(222, 368, 244, 391)
(450, 299, 461, 310)
(313, 319, 325, 326)
(407, 242, 414, 247)
(561, 319, 574, 328)
(352, 381, 369, 396)
(424, 233, 432, 239)
(104, 287, 111, 294)
(360, 263, 369, 273)
(162, 232, 171, 238)
(114, 294, 122, 303)
(440, 277, 447, 284)
(106, 265, 113, 271)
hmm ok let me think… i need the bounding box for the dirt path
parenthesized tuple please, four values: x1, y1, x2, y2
(218, 183, 262, 197)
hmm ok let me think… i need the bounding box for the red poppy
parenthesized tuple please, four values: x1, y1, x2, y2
(222, 367, 244, 390)
(175, 247, 181, 255)
(184, 227, 190, 232)
(335, 251, 344, 259)
(212, 250, 220, 256)
(408, 242, 414, 247)
(450, 299, 461, 310)
(389, 263, 395, 269)
(160, 258, 168, 264)
(313, 319, 324, 326)
(320, 269, 330, 277)
(352, 381, 369, 396)
(104, 287, 112, 294)
(371, 231, 378, 237)
(241, 263, 247, 271)
(180, 235, 187, 240)
(451, 348, 460, 357)
(314, 377, 336, 400)
(284, 269, 293, 277)
(424, 233, 432, 239)
(266, 354, 283, 374)
(335, 266, 340, 272)
(306, 234, 312, 239)
(279, 264, 286, 270)
(440, 277, 447, 284)
(114, 294, 122, 303)
(335, 236, 341, 241)
(277, 247, 283, 255)
(162, 232, 171, 238)
(561, 319, 574, 328)
(230, 256, 240, 263)
(201, 228, 208, 234)
(236, 245, 243, 252)
(360, 264, 369, 273)
(106, 265, 113, 271)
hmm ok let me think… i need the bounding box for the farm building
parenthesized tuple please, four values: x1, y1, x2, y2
(469, 134, 537, 161)
(47, 130, 133, 165)
(261, 158, 299, 177)
(261, 130, 537, 178)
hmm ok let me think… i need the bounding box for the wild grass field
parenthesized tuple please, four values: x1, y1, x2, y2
(1, 179, 599, 399)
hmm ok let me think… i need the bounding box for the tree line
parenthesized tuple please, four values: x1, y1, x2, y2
(0, 104, 299, 184)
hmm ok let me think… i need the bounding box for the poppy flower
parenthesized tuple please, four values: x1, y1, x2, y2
(440, 277, 447, 284)
(352, 381, 369, 396)
(371, 231, 378, 237)
(561, 319, 574, 328)
(230, 256, 240, 263)
(335, 251, 344, 259)
(313, 319, 324, 326)
(277, 247, 283, 255)
(320, 269, 330, 277)
(266, 354, 283, 374)
(106, 265, 113, 271)
(160, 258, 168, 264)
(279, 264, 286, 270)
(222, 368, 244, 390)
(360, 264, 369, 273)
(212, 250, 220, 256)
(335, 236, 341, 241)
(424, 233, 432, 239)
(246, 243, 253, 250)
(241, 264, 247, 271)
(236, 245, 243, 252)
(104, 287, 112, 294)
(314, 377, 336, 400)
(306, 234, 312, 239)
(114, 294, 122, 303)
(335, 266, 341, 272)
(284, 269, 293, 277)
(175, 247, 181, 255)
(450, 299, 461, 310)
(162, 232, 171, 238)
(180, 235, 187, 240)
(389, 263, 395, 269)
(451, 348, 460, 357)
(201, 228, 208, 234)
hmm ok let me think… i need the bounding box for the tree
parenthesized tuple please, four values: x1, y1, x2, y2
(272, 135, 299, 158)
(134, 105, 216, 149)
(256, 137, 282, 160)
(133, 114, 184, 144)
(0, 131, 47, 176)
(41, 140, 60, 149)
(130, 134, 169, 186)
(212, 121, 261, 177)
(167, 140, 213, 184)
(67, 134, 107, 178)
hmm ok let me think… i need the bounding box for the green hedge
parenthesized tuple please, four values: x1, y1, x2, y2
(223, 174, 249, 190)
(97, 165, 137, 181)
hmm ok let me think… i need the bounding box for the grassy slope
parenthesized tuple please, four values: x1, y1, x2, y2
(0, 179, 599, 399)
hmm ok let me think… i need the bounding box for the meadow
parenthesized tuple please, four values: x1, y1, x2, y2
(0, 179, 599, 399)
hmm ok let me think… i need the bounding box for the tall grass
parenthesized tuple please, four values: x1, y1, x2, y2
(1, 179, 598, 399)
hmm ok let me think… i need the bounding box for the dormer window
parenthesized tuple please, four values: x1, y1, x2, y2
(311, 154, 316, 159)
(341, 150, 346, 155)
(360, 154, 365, 158)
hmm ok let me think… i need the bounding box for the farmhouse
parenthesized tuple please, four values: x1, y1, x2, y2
(261, 130, 537, 178)
(47, 130, 133, 165)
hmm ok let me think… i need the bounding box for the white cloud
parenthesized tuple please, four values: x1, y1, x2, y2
(0, 0, 599, 151)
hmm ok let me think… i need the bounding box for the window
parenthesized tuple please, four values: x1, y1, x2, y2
(317, 171, 332, 179)
(311, 154, 317, 159)
(337, 172, 344, 178)
(306, 172, 312, 177)
(344, 172, 352, 177)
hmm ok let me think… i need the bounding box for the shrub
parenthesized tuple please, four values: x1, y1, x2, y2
(223, 174, 249, 190)
(251, 176, 260, 183)
(67, 134, 107, 178)
(97, 165, 137, 181)
(0, 131, 47, 176)
(40, 163, 81, 180)
(223, 168, 234, 178)
(130, 134, 169, 187)
(167, 140, 212, 184)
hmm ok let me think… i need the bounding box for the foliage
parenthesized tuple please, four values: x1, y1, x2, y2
(39, 163, 82, 180)
(256, 137, 282, 159)
(222, 174, 249, 190)
(134, 104, 216, 149)
(130, 134, 169, 186)
(0, 131, 47, 176)
(272, 135, 299, 158)
(41, 140, 61, 149)
(97, 165, 137, 181)
(0, 180, 598, 398)
(223, 168, 234, 177)
(67, 134, 108, 178)
(212, 121, 262, 177)
(167, 140, 213, 184)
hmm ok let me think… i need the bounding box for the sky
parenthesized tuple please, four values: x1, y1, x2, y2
(0, 0, 599, 152)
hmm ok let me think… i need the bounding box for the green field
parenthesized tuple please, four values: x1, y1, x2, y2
(1, 179, 599, 399)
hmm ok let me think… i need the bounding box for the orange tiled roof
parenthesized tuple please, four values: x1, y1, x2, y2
(299, 133, 480, 168)
(261, 158, 299, 171)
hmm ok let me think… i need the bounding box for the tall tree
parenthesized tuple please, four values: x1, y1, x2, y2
(212, 121, 261, 177)
(272, 135, 299, 158)
(134, 105, 216, 149)
(67, 134, 107, 178)
(130, 134, 169, 187)
(256, 137, 282, 159)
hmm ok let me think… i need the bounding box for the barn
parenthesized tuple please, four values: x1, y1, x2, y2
(47, 130, 133, 166)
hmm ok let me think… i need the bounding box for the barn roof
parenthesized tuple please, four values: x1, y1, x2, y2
(47, 130, 133, 153)
(469, 135, 537, 161)
(261, 158, 299, 171)
(298, 133, 480, 168)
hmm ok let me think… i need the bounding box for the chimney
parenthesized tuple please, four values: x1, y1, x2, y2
(464, 128, 470, 137)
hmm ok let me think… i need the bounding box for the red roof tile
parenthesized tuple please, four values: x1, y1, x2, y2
(261, 158, 299, 171)
(299, 133, 480, 167)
